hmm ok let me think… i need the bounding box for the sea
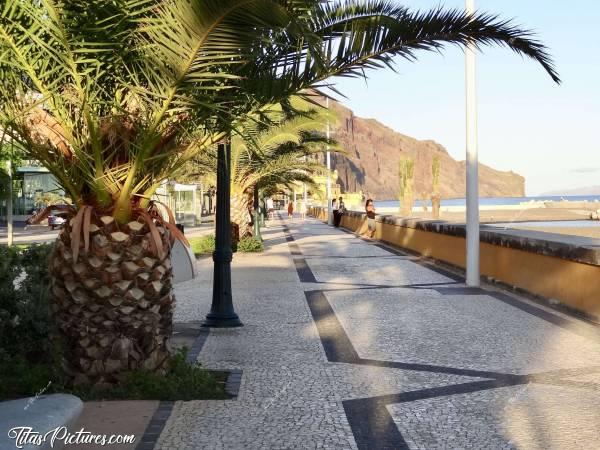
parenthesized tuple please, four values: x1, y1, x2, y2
(374, 195, 600, 209)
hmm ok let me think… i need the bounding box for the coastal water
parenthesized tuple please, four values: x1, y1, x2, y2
(374, 195, 600, 209)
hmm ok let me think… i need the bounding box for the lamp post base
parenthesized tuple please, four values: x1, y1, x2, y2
(202, 313, 243, 328)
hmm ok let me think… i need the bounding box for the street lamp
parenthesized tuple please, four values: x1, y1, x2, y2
(203, 139, 243, 328)
(465, 0, 480, 286)
(326, 97, 333, 226)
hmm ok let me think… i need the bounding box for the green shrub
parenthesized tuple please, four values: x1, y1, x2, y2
(189, 235, 216, 256)
(74, 348, 227, 401)
(0, 243, 54, 363)
(189, 234, 263, 255)
(0, 245, 227, 402)
(0, 355, 61, 400)
(237, 236, 264, 253)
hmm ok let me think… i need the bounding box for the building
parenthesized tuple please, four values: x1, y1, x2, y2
(0, 164, 213, 226)
(0, 164, 64, 221)
(153, 181, 214, 227)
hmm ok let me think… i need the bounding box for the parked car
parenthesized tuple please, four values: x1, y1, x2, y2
(48, 211, 68, 230)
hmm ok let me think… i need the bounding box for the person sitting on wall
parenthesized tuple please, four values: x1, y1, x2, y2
(364, 198, 376, 239)
(334, 196, 345, 227)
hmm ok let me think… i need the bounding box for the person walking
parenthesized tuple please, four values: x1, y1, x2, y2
(300, 199, 307, 220)
(287, 200, 294, 219)
(334, 196, 345, 227)
(364, 198, 376, 238)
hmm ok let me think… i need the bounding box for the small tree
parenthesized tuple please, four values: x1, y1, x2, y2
(431, 155, 441, 219)
(398, 158, 415, 217)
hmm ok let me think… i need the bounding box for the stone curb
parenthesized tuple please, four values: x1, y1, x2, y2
(225, 369, 243, 398)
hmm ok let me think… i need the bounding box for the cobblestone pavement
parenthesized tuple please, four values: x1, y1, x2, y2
(156, 217, 600, 449)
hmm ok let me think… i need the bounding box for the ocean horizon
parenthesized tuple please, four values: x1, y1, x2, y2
(373, 195, 600, 209)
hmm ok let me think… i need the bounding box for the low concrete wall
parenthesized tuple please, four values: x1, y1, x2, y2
(0, 394, 83, 450)
(309, 207, 600, 321)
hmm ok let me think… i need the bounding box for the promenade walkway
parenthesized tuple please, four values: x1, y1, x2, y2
(159, 216, 600, 449)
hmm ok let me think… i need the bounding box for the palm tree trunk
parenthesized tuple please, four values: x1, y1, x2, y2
(401, 182, 414, 217)
(230, 191, 253, 240)
(49, 216, 174, 387)
(431, 194, 441, 219)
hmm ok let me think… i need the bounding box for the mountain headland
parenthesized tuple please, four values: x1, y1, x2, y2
(321, 98, 525, 200)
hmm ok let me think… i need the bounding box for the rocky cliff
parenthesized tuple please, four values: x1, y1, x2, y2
(322, 98, 525, 200)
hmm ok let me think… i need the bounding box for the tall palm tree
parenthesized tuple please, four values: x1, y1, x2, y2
(0, 0, 559, 385)
(185, 100, 334, 239)
(231, 143, 325, 242)
(231, 122, 333, 240)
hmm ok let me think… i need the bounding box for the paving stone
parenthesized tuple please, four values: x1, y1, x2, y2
(389, 384, 600, 450)
(154, 217, 600, 450)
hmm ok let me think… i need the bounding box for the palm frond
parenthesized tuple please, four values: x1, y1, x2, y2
(1, 0, 559, 223)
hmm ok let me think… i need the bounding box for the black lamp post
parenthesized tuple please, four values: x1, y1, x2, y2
(203, 140, 243, 328)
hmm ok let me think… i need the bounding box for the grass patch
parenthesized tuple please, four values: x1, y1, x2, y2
(189, 235, 215, 257)
(189, 234, 264, 257)
(237, 236, 263, 253)
(0, 348, 227, 401)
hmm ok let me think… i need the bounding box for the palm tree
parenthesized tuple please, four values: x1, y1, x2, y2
(399, 158, 415, 216)
(0, 0, 559, 385)
(185, 100, 334, 239)
(230, 126, 330, 240)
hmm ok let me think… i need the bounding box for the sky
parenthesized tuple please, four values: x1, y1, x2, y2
(328, 0, 600, 196)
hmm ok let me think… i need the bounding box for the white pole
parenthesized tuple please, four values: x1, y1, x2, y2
(465, 0, 479, 286)
(326, 97, 333, 225)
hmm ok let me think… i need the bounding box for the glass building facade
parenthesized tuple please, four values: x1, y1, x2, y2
(0, 166, 63, 218)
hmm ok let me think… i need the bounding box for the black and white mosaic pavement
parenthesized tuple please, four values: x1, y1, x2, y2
(158, 217, 600, 449)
